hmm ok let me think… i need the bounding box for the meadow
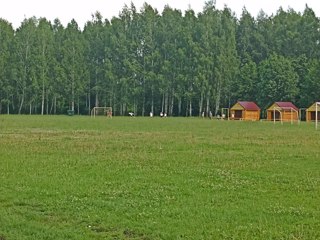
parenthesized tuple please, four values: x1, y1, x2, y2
(0, 115, 319, 240)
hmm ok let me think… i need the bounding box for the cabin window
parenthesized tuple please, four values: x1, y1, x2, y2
(311, 111, 320, 120)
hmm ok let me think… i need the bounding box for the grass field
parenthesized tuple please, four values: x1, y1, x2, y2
(0, 115, 319, 240)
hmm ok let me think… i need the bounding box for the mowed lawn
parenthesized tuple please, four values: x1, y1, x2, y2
(0, 115, 319, 240)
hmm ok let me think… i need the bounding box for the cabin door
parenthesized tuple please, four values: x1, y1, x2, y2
(234, 110, 242, 119)
(271, 111, 280, 120)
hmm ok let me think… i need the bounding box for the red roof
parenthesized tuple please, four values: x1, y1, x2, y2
(238, 101, 260, 111)
(275, 102, 298, 111)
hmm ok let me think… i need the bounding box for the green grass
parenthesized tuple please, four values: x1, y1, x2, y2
(0, 115, 319, 239)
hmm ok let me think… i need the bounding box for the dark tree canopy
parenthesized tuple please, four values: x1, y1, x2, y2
(0, 3, 319, 116)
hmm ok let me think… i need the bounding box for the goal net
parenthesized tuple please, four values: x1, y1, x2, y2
(221, 108, 230, 120)
(91, 107, 112, 118)
(272, 107, 299, 125)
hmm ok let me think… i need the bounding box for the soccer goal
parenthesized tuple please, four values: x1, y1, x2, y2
(221, 108, 230, 120)
(91, 107, 112, 118)
(272, 106, 299, 125)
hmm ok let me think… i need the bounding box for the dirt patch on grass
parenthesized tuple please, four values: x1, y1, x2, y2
(123, 229, 151, 239)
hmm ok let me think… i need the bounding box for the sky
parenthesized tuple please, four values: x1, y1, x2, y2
(1, 0, 319, 29)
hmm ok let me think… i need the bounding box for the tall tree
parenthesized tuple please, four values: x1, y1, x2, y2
(257, 54, 299, 108)
(183, 9, 199, 116)
(291, 55, 308, 107)
(197, 1, 221, 114)
(255, 10, 272, 63)
(138, 3, 161, 116)
(299, 5, 320, 58)
(51, 19, 67, 114)
(0, 19, 14, 114)
(236, 8, 269, 64)
(110, 5, 136, 115)
(271, 7, 301, 57)
(216, 7, 239, 110)
(84, 12, 107, 113)
(158, 6, 184, 116)
(34, 18, 54, 115)
(236, 8, 256, 62)
(301, 59, 320, 107)
(14, 17, 38, 114)
(234, 57, 257, 101)
(61, 19, 87, 114)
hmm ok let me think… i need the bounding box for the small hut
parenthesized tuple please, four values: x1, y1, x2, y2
(306, 102, 320, 122)
(267, 102, 299, 122)
(230, 101, 260, 121)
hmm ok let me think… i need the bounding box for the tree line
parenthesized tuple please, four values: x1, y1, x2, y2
(0, 1, 319, 116)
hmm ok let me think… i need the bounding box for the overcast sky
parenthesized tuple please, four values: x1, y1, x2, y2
(1, 0, 319, 29)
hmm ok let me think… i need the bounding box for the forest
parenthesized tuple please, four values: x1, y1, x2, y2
(0, 1, 319, 116)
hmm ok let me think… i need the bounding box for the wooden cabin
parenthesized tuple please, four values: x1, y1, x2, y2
(306, 102, 320, 122)
(230, 101, 260, 121)
(267, 102, 299, 122)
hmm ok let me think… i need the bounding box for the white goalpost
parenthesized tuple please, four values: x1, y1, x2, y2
(288, 107, 299, 125)
(273, 107, 299, 125)
(221, 108, 230, 120)
(91, 107, 112, 118)
(273, 107, 283, 124)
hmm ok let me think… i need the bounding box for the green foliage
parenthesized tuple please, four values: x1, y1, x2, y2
(1, 3, 320, 115)
(258, 54, 299, 108)
(34, 18, 55, 115)
(62, 20, 87, 113)
(302, 59, 320, 105)
(0, 19, 14, 113)
(234, 58, 257, 101)
(0, 116, 320, 239)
